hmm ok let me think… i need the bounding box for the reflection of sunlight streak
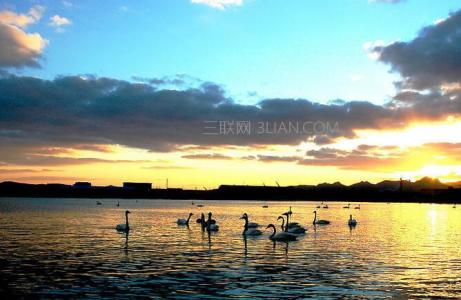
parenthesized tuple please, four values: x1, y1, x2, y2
(428, 208, 437, 227)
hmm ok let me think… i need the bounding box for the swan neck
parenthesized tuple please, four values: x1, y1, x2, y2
(285, 214, 289, 232)
(270, 225, 276, 238)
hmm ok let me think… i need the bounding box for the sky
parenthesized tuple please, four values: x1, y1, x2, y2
(1, 0, 461, 188)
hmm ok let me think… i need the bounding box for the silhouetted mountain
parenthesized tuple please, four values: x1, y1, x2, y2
(412, 177, 448, 190)
(349, 181, 375, 190)
(376, 180, 401, 191)
(446, 181, 461, 188)
(317, 181, 346, 189)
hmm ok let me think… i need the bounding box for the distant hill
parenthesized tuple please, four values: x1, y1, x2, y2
(317, 181, 346, 189)
(349, 181, 375, 190)
(412, 177, 448, 190)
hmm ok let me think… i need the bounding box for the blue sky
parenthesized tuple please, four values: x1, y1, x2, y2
(6, 0, 461, 104)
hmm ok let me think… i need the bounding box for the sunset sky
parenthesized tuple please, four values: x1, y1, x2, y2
(1, 0, 461, 188)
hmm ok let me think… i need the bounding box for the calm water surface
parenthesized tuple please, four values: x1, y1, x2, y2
(1, 198, 461, 299)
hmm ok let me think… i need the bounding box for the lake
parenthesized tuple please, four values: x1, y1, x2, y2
(1, 198, 460, 298)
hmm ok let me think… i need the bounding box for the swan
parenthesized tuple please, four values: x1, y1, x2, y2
(343, 203, 350, 209)
(277, 216, 306, 234)
(281, 212, 300, 229)
(266, 224, 297, 241)
(196, 213, 205, 223)
(323, 204, 329, 209)
(241, 213, 260, 228)
(348, 214, 357, 226)
(116, 201, 120, 207)
(453, 204, 456, 208)
(96, 201, 102, 205)
(240, 213, 262, 236)
(354, 204, 361, 210)
(177, 213, 193, 225)
(116, 210, 131, 232)
(313, 210, 330, 225)
(206, 212, 219, 231)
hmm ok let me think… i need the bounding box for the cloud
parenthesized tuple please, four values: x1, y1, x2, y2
(2, 70, 461, 167)
(257, 155, 298, 163)
(0, 5, 44, 28)
(0, 168, 57, 174)
(373, 9, 461, 91)
(301, 146, 403, 170)
(0, 6, 47, 68)
(49, 15, 71, 32)
(364, 9, 461, 124)
(0, 74, 407, 157)
(182, 153, 233, 160)
(191, 0, 243, 9)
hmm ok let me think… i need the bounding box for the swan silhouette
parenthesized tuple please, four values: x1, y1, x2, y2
(266, 224, 297, 241)
(240, 213, 262, 236)
(277, 215, 306, 234)
(348, 214, 357, 226)
(241, 213, 260, 228)
(343, 203, 350, 209)
(354, 204, 361, 210)
(206, 212, 219, 231)
(116, 210, 131, 232)
(313, 210, 330, 225)
(196, 213, 205, 223)
(282, 209, 300, 230)
(177, 213, 193, 225)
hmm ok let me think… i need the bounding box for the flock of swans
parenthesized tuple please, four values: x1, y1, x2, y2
(115, 204, 359, 242)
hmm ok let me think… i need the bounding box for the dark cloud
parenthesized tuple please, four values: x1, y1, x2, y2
(312, 135, 334, 145)
(0, 145, 150, 166)
(182, 153, 233, 160)
(0, 74, 405, 160)
(374, 10, 461, 91)
(368, 9, 461, 123)
(301, 146, 402, 170)
(257, 155, 299, 163)
(0, 168, 56, 173)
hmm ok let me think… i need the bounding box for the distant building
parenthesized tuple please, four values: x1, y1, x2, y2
(73, 182, 92, 189)
(123, 182, 152, 191)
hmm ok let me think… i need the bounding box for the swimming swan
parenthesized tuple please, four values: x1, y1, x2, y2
(240, 213, 262, 236)
(277, 216, 306, 234)
(313, 210, 330, 225)
(177, 213, 193, 225)
(266, 224, 297, 241)
(116, 210, 131, 232)
(348, 214, 357, 226)
(241, 213, 260, 228)
(207, 212, 219, 231)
